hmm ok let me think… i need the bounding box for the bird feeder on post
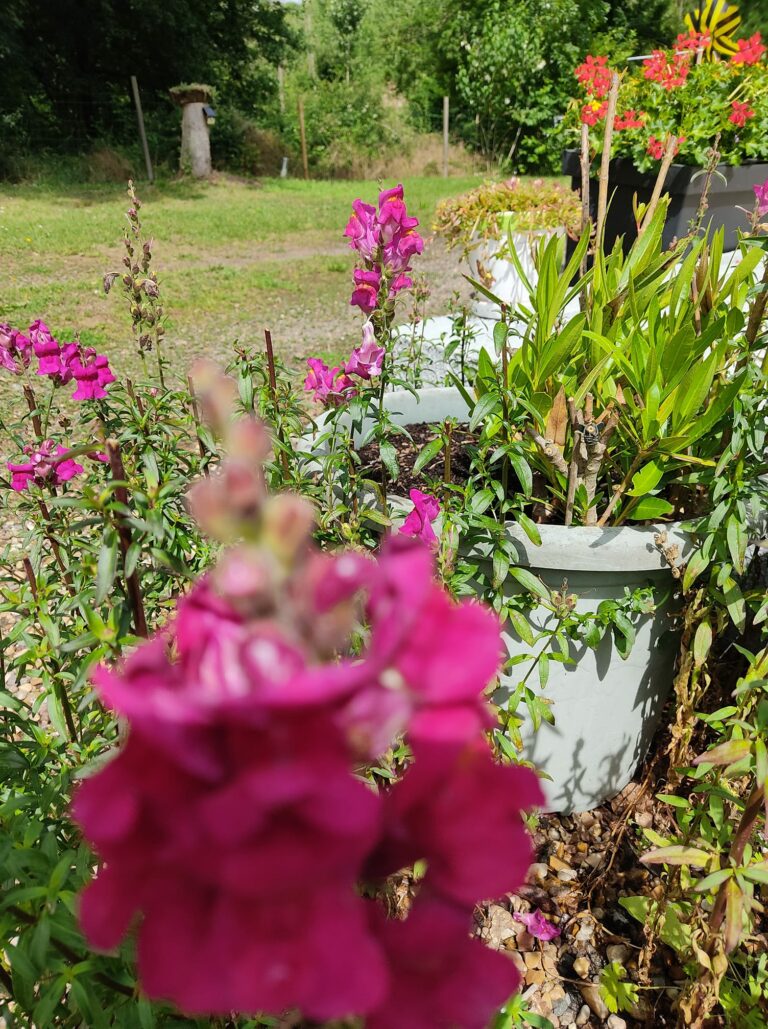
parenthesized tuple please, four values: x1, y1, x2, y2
(169, 84, 215, 178)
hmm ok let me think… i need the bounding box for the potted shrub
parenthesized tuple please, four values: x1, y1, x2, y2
(306, 192, 768, 813)
(433, 179, 581, 319)
(562, 32, 768, 252)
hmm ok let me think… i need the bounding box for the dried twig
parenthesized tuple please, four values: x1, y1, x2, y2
(106, 439, 148, 638)
(264, 329, 291, 479)
(595, 73, 620, 251)
(638, 134, 677, 240)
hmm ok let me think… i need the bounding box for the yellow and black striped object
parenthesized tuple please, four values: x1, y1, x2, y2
(685, 0, 741, 57)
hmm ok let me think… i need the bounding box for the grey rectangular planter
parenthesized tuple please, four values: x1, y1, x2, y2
(563, 148, 768, 254)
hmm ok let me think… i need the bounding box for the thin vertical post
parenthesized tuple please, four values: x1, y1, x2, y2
(277, 65, 285, 115)
(442, 96, 450, 178)
(130, 75, 154, 183)
(298, 96, 309, 180)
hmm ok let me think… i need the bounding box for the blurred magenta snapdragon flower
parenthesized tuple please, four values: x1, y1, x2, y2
(73, 377, 541, 1026)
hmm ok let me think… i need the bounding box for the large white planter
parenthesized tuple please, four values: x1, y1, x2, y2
(300, 387, 689, 813)
(467, 226, 560, 320)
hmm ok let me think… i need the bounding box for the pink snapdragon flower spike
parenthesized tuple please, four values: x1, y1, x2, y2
(30, 320, 68, 378)
(73, 398, 540, 1023)
(399, 488, 440, 546)
(513, 908, 561, 942)
(7, 440, 84, 492)
(304, 357, 357, 406)
(344, 183, 424, 315)
(0, 324, 32, 374)
(754, 178, 768, 216)
(346, 324, 385, 379)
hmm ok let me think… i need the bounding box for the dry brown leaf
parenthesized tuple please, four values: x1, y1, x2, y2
(546, 386, 568, 448)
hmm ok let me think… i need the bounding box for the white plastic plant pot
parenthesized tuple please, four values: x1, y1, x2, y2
(496, 522, 690, 814)
(467, 224, 560, 320)
(300, 386, 691, 814)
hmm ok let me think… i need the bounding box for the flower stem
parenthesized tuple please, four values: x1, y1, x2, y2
(106, 439, 148, 637)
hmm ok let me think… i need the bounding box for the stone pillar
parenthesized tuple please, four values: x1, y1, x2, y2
(170, 85, 213, 179)
(180, 103, 211, 178)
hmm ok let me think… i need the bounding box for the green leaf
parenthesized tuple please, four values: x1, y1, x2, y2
(641, 845, 712, 867)
(493, 549, 510, 586)
(516, 512, 542, 546)
(379, 440, 398, 481)
(95, 527, 118, 605)
(628, 497, 674, 521)
(412, 437, 443, 475)
(508, 566, 551, 601)
(507, 609, 535, 647)
(613, 612, 636, 659)
(469, 391, 500, 431)
(723, 577, 747, 633)
(693, 622, 712, 669)
(627, 460, 664, 497)
(693, 738, 752, 767)
(538, 651, 549, 689)
(683, 549, 708, 592)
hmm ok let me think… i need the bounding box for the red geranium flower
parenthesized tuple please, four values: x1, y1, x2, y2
(647, 135, 685, 160)
(729, 100, 755, 127)
(675, 29, 711, 52)
(643, 49, 691, 89)
(580, 100, 608, 126)
(574, 54, 613, 99)
(731, 33, 766, 66)
(614, 109, 645, 131)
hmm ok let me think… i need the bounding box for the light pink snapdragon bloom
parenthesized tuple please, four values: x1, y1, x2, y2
(304, 357, 357, 406)
(346, 324, 385, 380)
(399, 488, 440, 547)
(7, 440, 84, 492)
(72, 405, 542, 1025)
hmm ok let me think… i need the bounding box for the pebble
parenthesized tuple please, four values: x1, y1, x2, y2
(606, 943, 630, 964)
(558, 868, 579, 882)
(575, 1005, 591, 1026)
(579, 983, 609, 1020)
(607, 1016, 627, 1029)
(573, 956, 590, 979)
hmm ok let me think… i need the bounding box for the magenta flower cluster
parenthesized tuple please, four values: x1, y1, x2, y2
(344, 184, 424, 314)
(1, 319, 116, 400)
(8, 440, 84, 493)
(304, 324, 385, 406)
(73, 418, 542, 1026)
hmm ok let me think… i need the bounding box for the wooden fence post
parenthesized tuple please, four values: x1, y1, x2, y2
(298, 96, 309, 180)
(442, 95, 450, 178)
(130, 75, 154, 183)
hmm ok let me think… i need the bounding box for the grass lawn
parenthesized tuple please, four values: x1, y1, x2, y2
(0, 173, 488, 393)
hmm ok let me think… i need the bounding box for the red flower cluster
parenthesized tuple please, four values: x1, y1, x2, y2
(73, 411, 542, 1026)
(647, 135, 685, 160)
(731, 33, 766, 66)
(675, 29, 711, 52)
(643, 49, 691, 89)
(729, 100, 755, 127)
(614, 109, 645, 131)
(574, 54, 612, 98)
(581, 100, 608, 126)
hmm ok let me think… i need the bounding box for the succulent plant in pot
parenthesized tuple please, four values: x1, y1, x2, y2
(433, 178, 581, 319)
